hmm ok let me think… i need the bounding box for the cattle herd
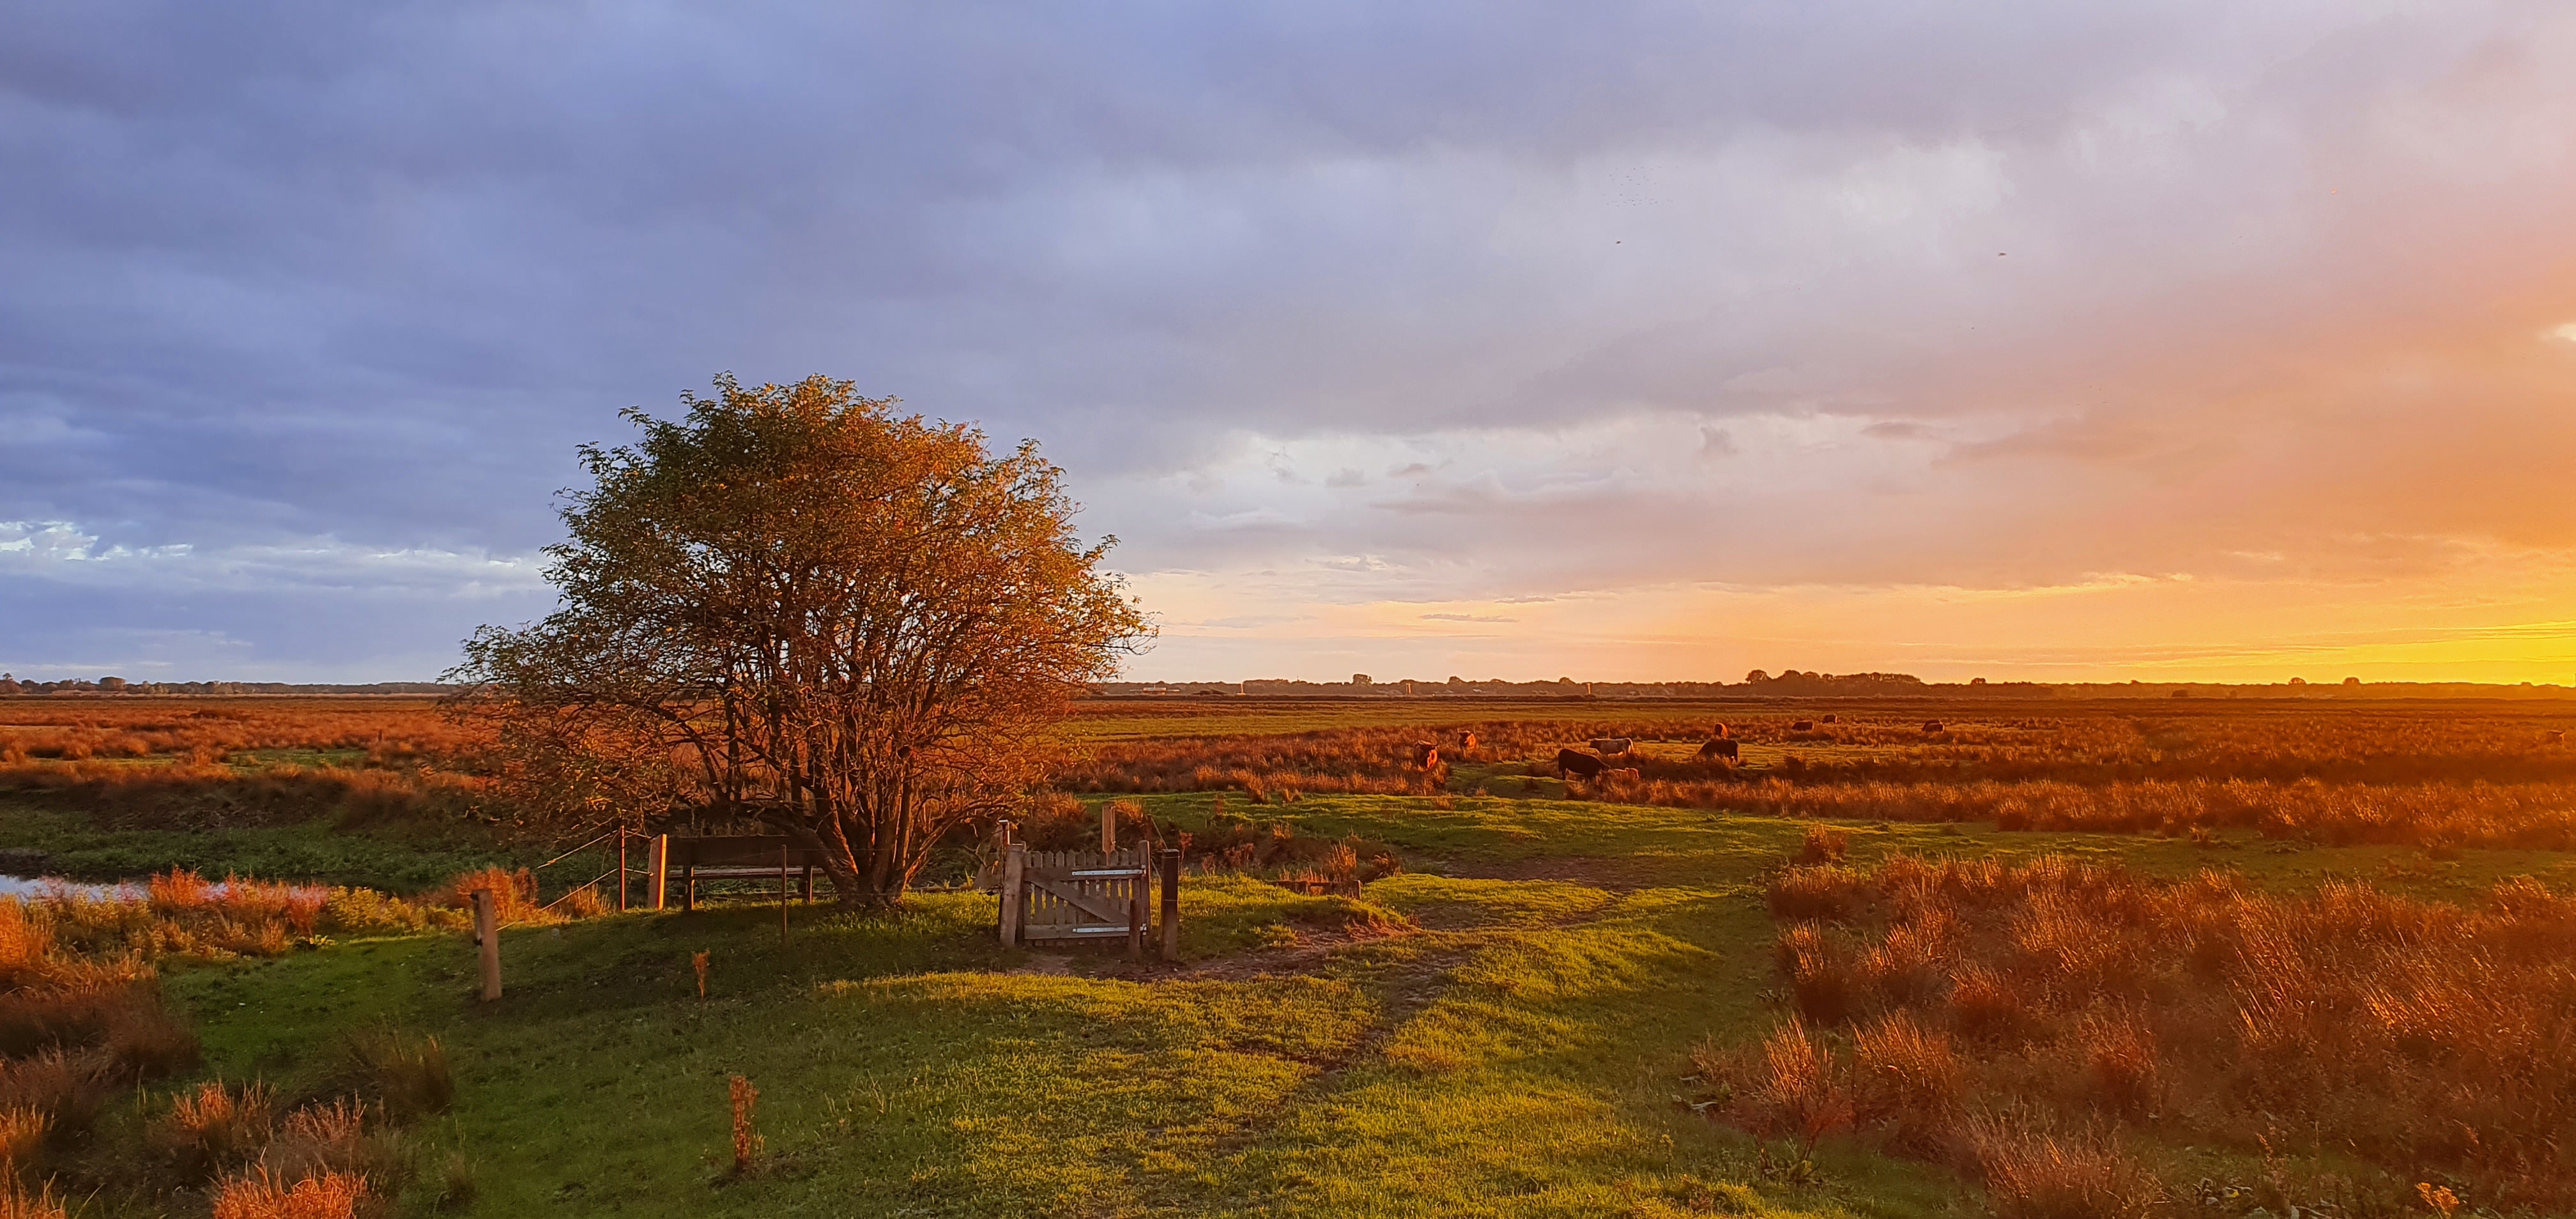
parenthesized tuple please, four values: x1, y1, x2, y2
(1416, 716, 1960, 783)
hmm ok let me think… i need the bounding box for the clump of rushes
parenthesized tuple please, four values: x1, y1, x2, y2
(209, 1165, 369, 1219)
(694, 952, 710, 1000)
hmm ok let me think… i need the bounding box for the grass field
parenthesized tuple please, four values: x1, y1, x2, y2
(6, 694, 2576, 1215)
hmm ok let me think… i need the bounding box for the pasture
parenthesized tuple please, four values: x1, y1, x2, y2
(2, 693, 2575, 1216)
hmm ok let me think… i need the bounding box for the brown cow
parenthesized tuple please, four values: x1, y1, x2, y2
(1820, 714, 1839, 724)
(1790, 719, 1813, 732)
(1556, 748, 1607, 779)
(2549, 730, 2567, 744)
(1457, 730, 1478, 749)
(1922, 720, 1945, 734)
(1409, 741, 1440, 769)
(1698, 739, 1740, 762)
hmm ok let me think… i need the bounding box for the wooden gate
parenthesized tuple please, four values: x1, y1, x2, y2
(995, 843, 1178, 961)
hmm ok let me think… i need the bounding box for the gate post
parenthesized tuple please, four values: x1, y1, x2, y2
(647, 834, 669, 910)
(1126, 847, 1147, 962)
(999, 843, 1027, 947)
(1158, 848, 1181, 962)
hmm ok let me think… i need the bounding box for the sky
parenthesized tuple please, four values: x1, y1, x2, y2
(4, 2, 2575, 685)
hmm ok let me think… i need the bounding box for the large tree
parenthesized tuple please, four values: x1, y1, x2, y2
(451, 374, 1151, 907)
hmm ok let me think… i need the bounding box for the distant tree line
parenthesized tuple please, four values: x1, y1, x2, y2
(0, 675, 454, 696)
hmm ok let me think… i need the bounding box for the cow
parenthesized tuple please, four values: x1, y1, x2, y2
(1457, 730, 1478, 749)
(1698, 739, 1740, 762)
(1556, 748, 1607, 779)
(1790, 719, 1814, 732)
(1710, 722, 1733, 739)
(1820, 714, 1839, 724)
(1922, 720, 1945, 734)
(1589, 737, 1633, 756)
(1409, 741, 1440, 770)
(2549, 730, 2567, 744)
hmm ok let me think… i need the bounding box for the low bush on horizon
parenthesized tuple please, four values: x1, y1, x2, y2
(1704, 852, 2576, 1213)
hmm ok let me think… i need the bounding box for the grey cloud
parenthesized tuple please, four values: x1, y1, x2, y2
(4, 1, 2574, 677)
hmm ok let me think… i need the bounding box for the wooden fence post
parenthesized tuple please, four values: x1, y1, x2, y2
(1158, 848, 1181, 962)
(648, 834, 668, 910)
(999, 843, 1027, 947)
(779, 844, 791, 944)
(1126, 846, 1146, 962)
(472, 889, 500, 1000)
(1100, 803, 1116, 854)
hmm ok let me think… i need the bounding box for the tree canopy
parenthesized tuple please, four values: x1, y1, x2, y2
(451, 374, 1151, 905)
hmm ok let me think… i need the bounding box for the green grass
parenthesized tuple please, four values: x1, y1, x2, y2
(142, 790, 2576, 1216)
(0, 802, 546, 891)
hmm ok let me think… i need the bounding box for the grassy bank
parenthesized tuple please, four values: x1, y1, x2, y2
(132, 791, 2576, 1217)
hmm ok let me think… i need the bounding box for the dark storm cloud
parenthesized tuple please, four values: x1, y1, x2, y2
(3, 1, 2572, 678)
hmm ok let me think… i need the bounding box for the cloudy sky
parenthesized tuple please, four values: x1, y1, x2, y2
(5, 1, 2575, 684)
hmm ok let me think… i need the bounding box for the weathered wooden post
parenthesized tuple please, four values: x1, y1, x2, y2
(1126, 846, 1147, 962)
(998, 842, 1027, 947)
(1100, 802, 1116, 854)
(779, 843, 791, 945)
(1158, 848, 1181, 962)
(647, 834, 669, 910)
(472, 888, 500, 1000)
(617, 829, 629, 913)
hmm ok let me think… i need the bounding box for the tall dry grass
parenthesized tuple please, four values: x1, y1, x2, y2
(1706, 852, 2576, 1211)
(0, 875, 479, 1212)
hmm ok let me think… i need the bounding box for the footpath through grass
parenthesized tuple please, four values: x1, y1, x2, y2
(158, 793, 2576, 1217)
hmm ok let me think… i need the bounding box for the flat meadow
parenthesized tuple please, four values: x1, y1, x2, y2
(1, 692, 2574, 1216)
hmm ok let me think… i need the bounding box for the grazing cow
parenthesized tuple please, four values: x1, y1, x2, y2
(1710, 722, 1733, 739)
(1790, 719, 1814, 732)
(1698, 739, 1740, 762)
(1556, 748, 1607, 779)
(1457, 730, 1478, 749)
(2549, 730, 2567, 744)
(1589, 737, 1633, 756)
(1922, 720, 1945, 734)
(1820, 714, 1839, 724)
(1409, 741, 1439, 769)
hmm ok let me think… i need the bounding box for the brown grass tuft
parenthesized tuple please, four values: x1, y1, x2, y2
(210, 1165, 368, 1219)
(1963, 1119, 2163, 1219)
(153, 1079, 275, 1184)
